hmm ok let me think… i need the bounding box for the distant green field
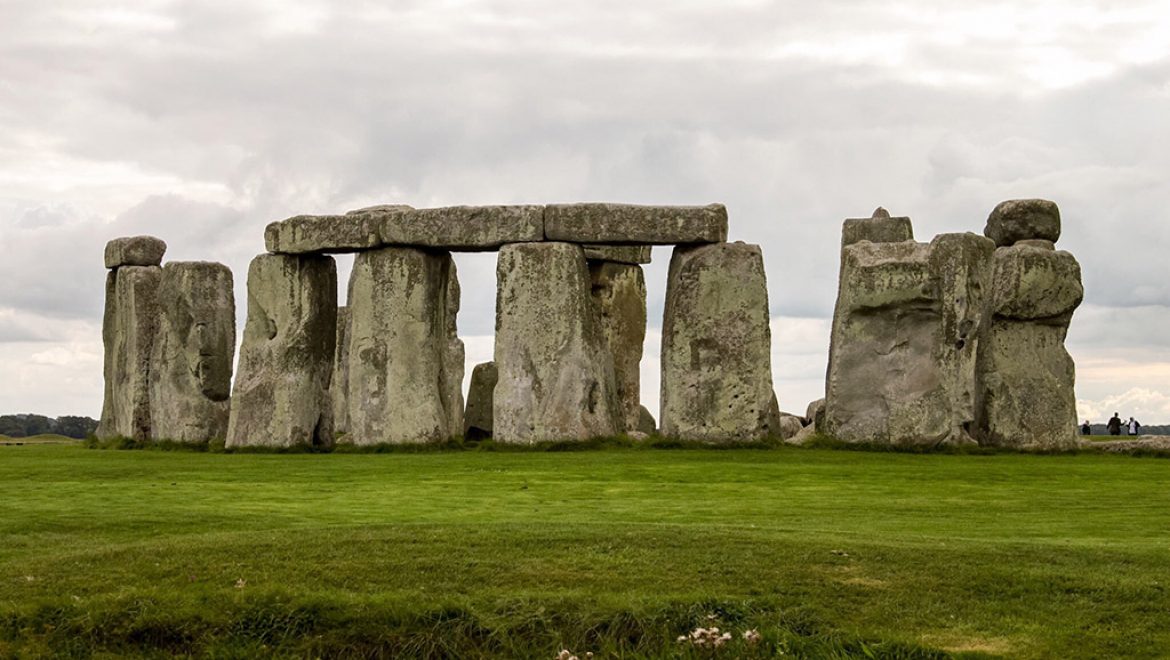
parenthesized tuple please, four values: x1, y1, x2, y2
(0, 433, 79, 445)
(2, 443, 1169, 658)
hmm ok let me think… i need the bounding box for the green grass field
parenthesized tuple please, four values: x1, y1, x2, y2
(2, 442, 1169, 658)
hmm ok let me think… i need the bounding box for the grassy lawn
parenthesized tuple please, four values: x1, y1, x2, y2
(2, 443, 1169, 658)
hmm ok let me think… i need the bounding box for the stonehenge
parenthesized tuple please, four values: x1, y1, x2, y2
(98, 197, 1083, 451)
(225, 254, 336, 449)
(824, 200, 1083, 449)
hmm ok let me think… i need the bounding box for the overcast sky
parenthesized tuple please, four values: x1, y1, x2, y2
(2, 0, 1169, 424)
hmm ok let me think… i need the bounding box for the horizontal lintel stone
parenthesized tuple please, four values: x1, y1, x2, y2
(583, 245, 652, 264)
(378, 205, 544, 250)
(264, 209, 398, 255)
(104, 236, 167, 268)
(543, 203, 728, 245)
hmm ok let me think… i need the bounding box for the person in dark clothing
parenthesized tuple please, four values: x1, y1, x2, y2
(1128, 417, 1141, 436)
(1081, 420, 1092, 436)
(1107, 413, 1123, 436)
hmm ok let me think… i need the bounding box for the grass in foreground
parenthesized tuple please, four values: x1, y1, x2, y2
(2, 443, 1169, 658)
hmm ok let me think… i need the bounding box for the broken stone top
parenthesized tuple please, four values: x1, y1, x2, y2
(105, 236, 167, 269)
(841, 210, 914, 247)
(984, 198, 1061, 247)
(263, 203, 727, 254)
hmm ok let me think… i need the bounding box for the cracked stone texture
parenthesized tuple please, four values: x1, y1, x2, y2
(824, 232, 995, 447)
(226, 254, 336, 449)
(660, 242, 778, 442)
(104, 236, 167, 269)
(149, 262, 235, 443)
(97, 266, 162, 440)
(346, 247, 463, 445)
(975, 243, 1083, 450)
(544, 203, 727, 245)
(588, 261, 647, 433)
(494, 242, 621, 443)
(583, 245, 652, 264)
(983, 198, 1061, 247)
(841, 212, 915, 247)
(264, 209, 400, 254)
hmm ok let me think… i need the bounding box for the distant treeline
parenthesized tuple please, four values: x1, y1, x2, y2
(1086, 423, 1169, 436)
(0, 414, 98, 439)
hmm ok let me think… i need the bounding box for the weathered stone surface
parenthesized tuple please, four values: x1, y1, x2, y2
(984, 198, 1061, 247)
(264, 211, 392, 255)
(660, 242, 776, 442)
(588, 262, 647, 433)
(1015, 239, 1055, 251)
(149, 262, 235, 443)
(583, 245, 652, 264)
(378, 205, 544, 250)
(975, 244, 1083, 450)
(97, 266, 162, 440)
(494, 242, 621, 443)
(544, 203, 728, 245)
(346, 247, 463, 445)
(463, 361, 497, 440)
(226, 254, 336, 449)
(636, 405, 657, 435)
(441, 264, 466, 436)
(777, 414, 805, 440)
(805, 398, 825, 427)
(104, 236, 166, 269)
(841, 210, 914, 247)
(332, 306, 352, 437)
(824, 233, 995, 446)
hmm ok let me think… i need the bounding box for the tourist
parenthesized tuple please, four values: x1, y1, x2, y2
(1081, 420, 1092, 436)
(1107, 413, 1123, 436)
(1128, 417, 1141, 436)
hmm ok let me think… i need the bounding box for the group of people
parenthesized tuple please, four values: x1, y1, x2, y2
(1081, 413, 1141, 436)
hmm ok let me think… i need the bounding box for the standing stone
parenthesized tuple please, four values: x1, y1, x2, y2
(226, 254, 336, 449)
(494, 242, 621, 443)
(588, 261, 647, 433)
(636, 405, 657, 435)
(975, 242, 1083, 449)
(97, 266, 162, 440)
(463, 361, 498, 440)
(823, 231, 995, 446)
(149, 262, 235, 443)
(346, 247, 463, 445)
(332, 306, 352, 437)
(660, 242, 777, 442)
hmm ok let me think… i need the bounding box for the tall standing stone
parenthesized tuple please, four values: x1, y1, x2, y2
(588, 261, 647, 433)
(346, 247, 463, 445)
(463, 361, 498, 440)
(332, 306, 352, 437)
(149, 262, 235, 443)
(494, 242, 621, 443)
(823, 230, 994, 446)
(226, 254, 336, 449)
(660, 242, 777, 442)
(97, 265, 163, 440)
(975, 202, 1082, 449)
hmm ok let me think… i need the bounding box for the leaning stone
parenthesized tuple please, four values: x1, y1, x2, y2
(494, 242, 621, 443)
(264, 211, 389, 255)
(149, 262, 235, 443)
(97, 266, 162, 440)
(226, 254, 336, 449)
(660, 242, 777, 442)
(841, 209, 914, 247)
(332, 306, 352, 437)
(984, 198, 1061, 247)
(544, 203, 728, 245)
(975, 244, 1083, 450)
(346, 247, 463, 445)
(583, 245, 652, 264)
(824, 233, 995, 446)
(636, 405, 657, 435)
(104, 236, 167, 269)
(463, 361, 498, 440)
(805, 398, 826, 427)
(378, 205, 544, 250)
(589, 262, 647, 433)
